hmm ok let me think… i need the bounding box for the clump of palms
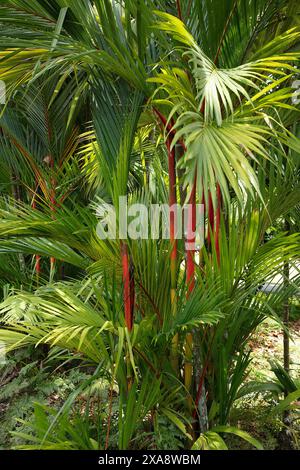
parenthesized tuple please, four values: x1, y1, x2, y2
(0, 0, 300, 450)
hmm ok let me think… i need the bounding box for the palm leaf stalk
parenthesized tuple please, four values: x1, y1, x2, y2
(121, 238, 134, 392)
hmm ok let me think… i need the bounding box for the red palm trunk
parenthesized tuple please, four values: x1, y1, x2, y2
(185, 179, 196, 411)
(154, 108, 182, 369)
(186, 181, 196, 292)
(167, 136, 179, 371)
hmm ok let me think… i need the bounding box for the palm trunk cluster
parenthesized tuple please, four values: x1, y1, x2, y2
(134, 108, 223, 427)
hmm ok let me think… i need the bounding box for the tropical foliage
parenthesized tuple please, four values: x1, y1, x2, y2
(0, 0, 300, 450)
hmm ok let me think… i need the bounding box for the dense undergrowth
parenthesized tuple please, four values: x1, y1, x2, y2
(1, 315, 299, 450)
(1, 0, 300, 451)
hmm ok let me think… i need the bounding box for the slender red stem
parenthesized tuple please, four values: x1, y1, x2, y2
(185, 178, 197, 413)
(176, 0, 182, 20)
(137, 280, 163, 326)
(187, 0, 192, 17)
(35, 255, 41, 274)
(153, 108, 169, 129)
(156, 109, 182, 369)
(153, 108, 186, 152)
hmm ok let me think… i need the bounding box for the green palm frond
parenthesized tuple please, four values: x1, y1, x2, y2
(151, 13, 300, 207)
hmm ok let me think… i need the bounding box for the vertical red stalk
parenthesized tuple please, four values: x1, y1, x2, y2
(167, 136, 179, 371)
(176, 0, 182, 20)
(154, 108, 183, 304)
(186, 181, 196, 293)
(122, 240, 133, 391)
(154, 108, 186, 372)
(36, 256, 41, 274)
(185, 178, 196, 411)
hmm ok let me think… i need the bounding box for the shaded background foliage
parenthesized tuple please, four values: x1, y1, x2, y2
(0, 0, 300, 450)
